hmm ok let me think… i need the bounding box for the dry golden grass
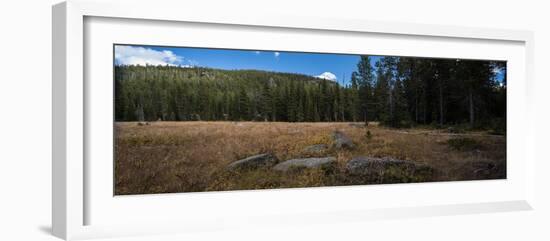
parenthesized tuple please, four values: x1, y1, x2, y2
(114, 121, 506, 195)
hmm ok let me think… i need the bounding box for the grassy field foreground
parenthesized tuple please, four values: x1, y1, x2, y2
(114, 121, 506, 195)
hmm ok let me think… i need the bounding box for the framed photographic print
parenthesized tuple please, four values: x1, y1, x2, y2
(53, 0, 535, 240)
(113, 44, 507, 195)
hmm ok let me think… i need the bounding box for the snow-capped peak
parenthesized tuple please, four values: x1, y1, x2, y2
(315, 72, 337, 81)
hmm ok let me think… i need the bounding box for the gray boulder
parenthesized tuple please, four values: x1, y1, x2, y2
(273, 157, 336, 172)
(331, 131, 355, 149)
(302, 144, 328, 154)
(227, 153, 278, 171)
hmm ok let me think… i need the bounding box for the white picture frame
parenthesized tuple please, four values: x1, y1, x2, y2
(52, 0, 536, 240)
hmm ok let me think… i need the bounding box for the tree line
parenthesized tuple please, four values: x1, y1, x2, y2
(115, 56, 506, 130)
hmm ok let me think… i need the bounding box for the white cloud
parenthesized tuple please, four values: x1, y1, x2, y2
(274, 52, 280, 57)
(315, 72, 337, 81)
(114, 45, 184, 66)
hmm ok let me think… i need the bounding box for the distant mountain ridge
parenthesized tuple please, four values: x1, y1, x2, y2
(115, 65, 345, 122)
(115, 64, 339, 85)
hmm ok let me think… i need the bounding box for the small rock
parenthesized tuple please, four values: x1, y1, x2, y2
(302, 144, 328, 154)
(137, 122, 150, 126)
(331, 131, 355, 149)
(273, 157, 336, 172)
(227, 153, 278, 171)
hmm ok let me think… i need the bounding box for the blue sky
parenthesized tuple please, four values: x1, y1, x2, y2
(114, 44, 503, 85)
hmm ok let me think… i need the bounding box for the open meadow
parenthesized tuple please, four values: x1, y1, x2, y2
(114, 121, 506, 195)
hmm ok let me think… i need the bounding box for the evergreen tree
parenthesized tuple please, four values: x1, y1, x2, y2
(356, 56, 376, 124)
(237, 87, 249, 120)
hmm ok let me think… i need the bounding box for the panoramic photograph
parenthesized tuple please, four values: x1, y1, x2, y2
(113, 44, 507, 195)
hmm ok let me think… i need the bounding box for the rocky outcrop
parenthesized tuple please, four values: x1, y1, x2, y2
(331, 131, 355, 149)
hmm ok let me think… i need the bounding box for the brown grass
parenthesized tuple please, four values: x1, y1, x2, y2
(114, 121, 506, 195)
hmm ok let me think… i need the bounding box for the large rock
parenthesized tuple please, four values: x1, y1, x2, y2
(227, 153, 278, 171)
(273, 157, 336, 172)
(331, 131, 355, 149)
(346, 156, 434, 183)
(302, 144, 329, 154)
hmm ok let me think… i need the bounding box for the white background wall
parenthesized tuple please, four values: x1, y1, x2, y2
(0, 0, 548, 240)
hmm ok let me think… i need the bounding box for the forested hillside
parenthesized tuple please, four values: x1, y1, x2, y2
(114, 56, 506, 129)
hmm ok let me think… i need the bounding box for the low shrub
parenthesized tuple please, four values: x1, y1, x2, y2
(365, 130, 373, 140)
